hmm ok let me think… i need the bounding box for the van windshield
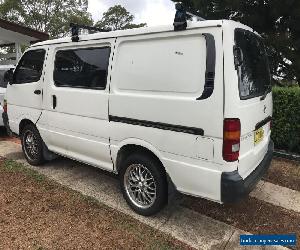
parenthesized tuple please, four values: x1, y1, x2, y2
(0, 70, 8, 88)
(235, 29, 271, 99)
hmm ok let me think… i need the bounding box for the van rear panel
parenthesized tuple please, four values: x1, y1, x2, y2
(238, 95, 272, 178)
(223, 21, 273, 179)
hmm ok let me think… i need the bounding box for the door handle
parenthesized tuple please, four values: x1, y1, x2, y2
(34, 90, 41, 95)
(52, 95, 57, 109)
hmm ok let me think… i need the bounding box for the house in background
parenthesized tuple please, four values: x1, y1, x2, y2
(0, 19, 48, 128)
(0, 18, 49, 65)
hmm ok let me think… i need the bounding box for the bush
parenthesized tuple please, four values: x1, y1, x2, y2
(272, 87, 300, 154)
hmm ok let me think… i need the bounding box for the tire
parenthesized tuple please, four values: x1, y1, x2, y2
(120, 152, 168, 216)
(21, 123, 45, 166)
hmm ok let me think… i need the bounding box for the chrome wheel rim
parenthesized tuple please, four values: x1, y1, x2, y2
(23, 130, 38, 161)
(124, 164, 157, 209)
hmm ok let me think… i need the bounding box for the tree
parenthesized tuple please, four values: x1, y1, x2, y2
(0, 0, 93, 38)
(96, 5, 146, 31)
(173, 0, 300, 84)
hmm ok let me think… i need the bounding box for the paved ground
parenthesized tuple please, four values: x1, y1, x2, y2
(0, 139, 294, 250)
(250, 181, 300, 213)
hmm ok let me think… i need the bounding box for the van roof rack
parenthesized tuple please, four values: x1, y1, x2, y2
(173, 2, 206, 31)
(70, 23, 111, 42)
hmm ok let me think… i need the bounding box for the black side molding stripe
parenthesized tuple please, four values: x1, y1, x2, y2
(109, 116, 204, 136)
(255, 116, 272, 130)
(197, 33, 216, 100)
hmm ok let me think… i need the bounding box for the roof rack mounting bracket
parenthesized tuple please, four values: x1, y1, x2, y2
(173, 2, 206, 31)
(173, 3, 187, 31)
(70, 23, 111, 42)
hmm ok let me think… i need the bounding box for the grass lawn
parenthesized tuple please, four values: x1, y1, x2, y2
(0, 158, 192, 250)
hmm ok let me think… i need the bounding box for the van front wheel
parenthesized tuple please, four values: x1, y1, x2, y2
(21, 124, 45, 166)
(120, 153, 168, 216)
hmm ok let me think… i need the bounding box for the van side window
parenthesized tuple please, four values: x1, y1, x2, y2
(13, 49, 46, 84)
(54, 47, 111, 90)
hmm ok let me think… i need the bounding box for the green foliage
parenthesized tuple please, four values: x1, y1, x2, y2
(173, 0, 300, 84)
(272, 87, 300, 153)
(0, 0, 93, 38)
(95, 5, 146, 31)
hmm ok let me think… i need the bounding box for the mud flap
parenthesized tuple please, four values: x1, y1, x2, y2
(42, 142, 58, 161)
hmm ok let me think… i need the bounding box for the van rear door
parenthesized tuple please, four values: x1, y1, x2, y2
(225, 27, 272, 179)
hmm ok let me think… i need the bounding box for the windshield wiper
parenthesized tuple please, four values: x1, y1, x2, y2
(260, 85, 271, 101)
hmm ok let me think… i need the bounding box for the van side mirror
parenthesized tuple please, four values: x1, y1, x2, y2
(4, 68, 14, 85)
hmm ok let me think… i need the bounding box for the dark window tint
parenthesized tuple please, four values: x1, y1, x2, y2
(0, 70, 9, 88)
(54, 47, 110, 89)
(14, 50, 46, 84)
(235, 29, 271, 99)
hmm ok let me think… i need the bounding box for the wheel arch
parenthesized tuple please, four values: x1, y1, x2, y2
(19, 119, 35, 135)
(114, 139, 165, 174)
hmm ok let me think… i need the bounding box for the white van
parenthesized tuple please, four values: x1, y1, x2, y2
(0, 65, 14, 127)
(5, 20, 273, 216)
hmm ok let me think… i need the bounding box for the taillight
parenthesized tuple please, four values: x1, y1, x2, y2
(223, 118, 241, 162)
(3, 99, 7, 113)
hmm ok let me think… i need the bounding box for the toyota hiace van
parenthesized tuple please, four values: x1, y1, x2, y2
(4, 19, 273, 216)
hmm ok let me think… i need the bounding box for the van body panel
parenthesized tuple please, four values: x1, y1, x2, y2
(110, 136, 222, 201)
(6, 47, 48, 134)
(108, 27, 226, 199)
(109, 123, 219, 164)
(162, 155, 222, 202)
(37, 40, 115, 171)
(110, 27, 224, 141)
(0, 65, 13, 126)
(0, 87, 6, 126)
(6, 20, 273, 208)
(223, 21, 273, 179)
(115, 34, 206, 96)
(237, 95, 272, 178)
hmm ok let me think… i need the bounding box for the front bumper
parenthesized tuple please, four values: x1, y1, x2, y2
(221, 140, 274, 203)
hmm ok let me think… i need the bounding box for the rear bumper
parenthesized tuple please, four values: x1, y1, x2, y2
(221, 140, 274, 203)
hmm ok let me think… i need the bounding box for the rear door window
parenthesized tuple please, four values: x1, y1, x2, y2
(54, 47, 111, 90)
(234, 29, 271, 99)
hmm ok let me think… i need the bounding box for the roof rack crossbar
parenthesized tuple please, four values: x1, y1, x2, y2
(70, 23, 111, 42)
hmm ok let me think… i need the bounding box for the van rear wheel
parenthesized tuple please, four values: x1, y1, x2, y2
(21, 124, 45, 166)
(120, 153, 168, 216)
